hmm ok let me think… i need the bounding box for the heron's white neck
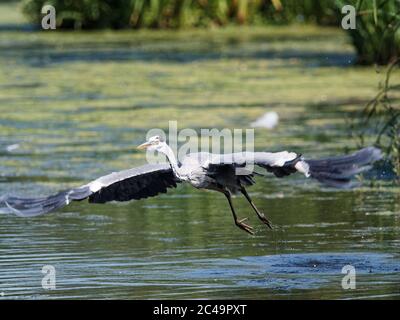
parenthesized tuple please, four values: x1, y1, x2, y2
(159, 142, 181, 178)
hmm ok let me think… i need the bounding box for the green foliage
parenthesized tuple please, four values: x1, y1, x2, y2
(22, 0, 133, 29)
(22, 0, 340, 29)
(21, 0, 262, 29)
(336, 0, 400, 65)
(356, 60, 400, 180)
(261, 0, 339, 25)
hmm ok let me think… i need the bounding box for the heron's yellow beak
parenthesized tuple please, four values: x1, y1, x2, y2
(137, 142, 151, 150)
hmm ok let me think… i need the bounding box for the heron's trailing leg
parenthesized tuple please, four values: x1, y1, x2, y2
(240, 187, 272, 229)
(223, 191, 254, 235)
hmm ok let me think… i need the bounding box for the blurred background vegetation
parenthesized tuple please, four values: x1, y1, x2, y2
(19, 0, 400, 65)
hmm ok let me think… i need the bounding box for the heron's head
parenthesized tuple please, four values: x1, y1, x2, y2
(137, 135, 166, 152)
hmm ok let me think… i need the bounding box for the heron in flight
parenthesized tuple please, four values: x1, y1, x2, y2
(0, 135, 382, 234)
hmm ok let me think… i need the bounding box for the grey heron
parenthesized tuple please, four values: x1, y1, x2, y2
(0, 135, 382, 234)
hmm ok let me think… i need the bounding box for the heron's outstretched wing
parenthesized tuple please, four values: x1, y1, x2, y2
(0, 163, 178, 217)
(205, 147, 382, 188)
(206, 151, 305, 177)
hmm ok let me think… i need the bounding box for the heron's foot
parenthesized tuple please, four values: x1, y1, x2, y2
(257, 213, 273, 229)
(235, 217, 254, 235)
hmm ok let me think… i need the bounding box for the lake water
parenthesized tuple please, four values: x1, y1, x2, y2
(0, 4, 399, 299)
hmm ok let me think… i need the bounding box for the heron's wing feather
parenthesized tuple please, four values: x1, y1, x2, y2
(205, 147, 382, 188)
(0, 163, 178, 217)
(211, 151, 298, 167)
(305, 146, 382, 188)
(88, 163, 177, 203)
(206, 151, 302, 177)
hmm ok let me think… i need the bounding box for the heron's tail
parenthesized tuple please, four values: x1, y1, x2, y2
(298, 147, 383, 188)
